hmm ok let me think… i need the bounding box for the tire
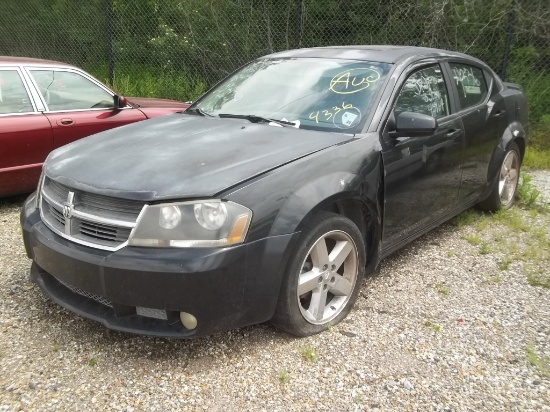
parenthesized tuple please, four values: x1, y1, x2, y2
(272, 211, 366, 337)
(477, 142, 521, 212)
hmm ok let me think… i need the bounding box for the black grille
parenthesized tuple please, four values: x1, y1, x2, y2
(79, 220, 132, 243)
(49, 204, 65, 225)
(80, 191, 143, 216)
(48, 179, 70, 200)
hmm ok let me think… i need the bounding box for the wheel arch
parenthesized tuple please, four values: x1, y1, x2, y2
(271, 174, 383, 273)
(486, 122, 526, 190)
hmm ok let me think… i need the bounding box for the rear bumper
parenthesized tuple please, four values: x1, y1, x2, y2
(21, 195, 297, 337)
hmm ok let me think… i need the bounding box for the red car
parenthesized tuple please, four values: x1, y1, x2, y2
(0, 57, 188, 196)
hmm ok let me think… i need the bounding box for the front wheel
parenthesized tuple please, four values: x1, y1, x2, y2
(477, 142, 521, 212)
(272, 211, 366, 337)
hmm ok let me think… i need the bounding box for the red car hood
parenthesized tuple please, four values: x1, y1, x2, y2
(128, 97, 188, 119)
(127, 96, 188, 109)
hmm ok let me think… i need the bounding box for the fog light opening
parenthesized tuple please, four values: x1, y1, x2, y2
(180, 312, 198, 330)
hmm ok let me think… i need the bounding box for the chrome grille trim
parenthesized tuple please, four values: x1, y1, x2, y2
(42, 185, 137, 227)
(68, 207, 136, 228)
(40, 177, 144, 251)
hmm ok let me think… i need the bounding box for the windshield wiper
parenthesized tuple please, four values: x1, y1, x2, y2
(186, 106, 215, 117)
(218, 113, 296, 127)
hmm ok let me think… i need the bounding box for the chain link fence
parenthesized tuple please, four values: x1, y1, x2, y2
(0, 0, 548, 122)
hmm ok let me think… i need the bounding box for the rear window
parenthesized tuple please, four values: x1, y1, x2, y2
(450, 63, 488, 109)
(0, 70, 34, 115)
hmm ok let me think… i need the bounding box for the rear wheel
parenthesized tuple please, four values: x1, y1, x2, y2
(477, 142, 521, 212)
(272, 211, 366, 337)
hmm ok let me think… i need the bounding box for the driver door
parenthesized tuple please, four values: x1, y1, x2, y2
(381, 63, 464, 248)
(26, 68, 147, 149)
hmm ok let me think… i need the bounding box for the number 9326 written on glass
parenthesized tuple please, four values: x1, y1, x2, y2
(309, 102, 354, 124)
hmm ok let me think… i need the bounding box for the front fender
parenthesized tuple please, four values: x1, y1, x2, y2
(225, 135, 381, 241)
(223, 137, 382, 320)
(270, 172, 359, 236)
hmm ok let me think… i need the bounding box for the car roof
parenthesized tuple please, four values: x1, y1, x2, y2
(0, 56, 75, 68)
(263, 45, 484, 65)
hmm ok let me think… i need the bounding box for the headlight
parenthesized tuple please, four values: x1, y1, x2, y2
(194, 202, 227, 230)
(128, 200, 252, 248)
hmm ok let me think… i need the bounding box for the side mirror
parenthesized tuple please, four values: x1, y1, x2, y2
(113, 95, 128, 109)
(390, 111, 437, 137)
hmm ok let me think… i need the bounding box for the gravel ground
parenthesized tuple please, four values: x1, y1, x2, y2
(1, 173, 549, 411)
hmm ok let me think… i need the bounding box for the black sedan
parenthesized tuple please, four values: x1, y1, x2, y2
(21, 46, 529, 338)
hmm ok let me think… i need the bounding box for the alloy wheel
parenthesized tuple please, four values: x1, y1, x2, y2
(296, 230, 358, 325)
(499, 150, 520, 208)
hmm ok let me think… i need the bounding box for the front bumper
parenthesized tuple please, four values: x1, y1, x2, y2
(21, 195, 297, 338)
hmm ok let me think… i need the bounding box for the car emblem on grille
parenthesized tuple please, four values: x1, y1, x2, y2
(62, 191, 75, 235)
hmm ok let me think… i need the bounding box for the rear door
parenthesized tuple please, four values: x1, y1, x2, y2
(446, 61, 508, 199)
(381, 62, 464, 247)
(25, 68, 147, 149)
(0, 67, 53, 196)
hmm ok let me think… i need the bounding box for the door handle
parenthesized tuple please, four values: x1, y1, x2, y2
(491, 110, 506, 118)
(445, 129, 462, 139)
(57, 118, 74, 126)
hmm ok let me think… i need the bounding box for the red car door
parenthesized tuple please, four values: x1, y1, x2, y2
(26, 68, 147, 149)
(0, 68, 53, 196)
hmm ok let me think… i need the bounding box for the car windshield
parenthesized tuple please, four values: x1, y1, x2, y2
(192, 58, 391, 133)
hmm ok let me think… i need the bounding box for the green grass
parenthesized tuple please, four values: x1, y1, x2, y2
(452, 182, 549, 289)
(493, 208, 530, 232)
(435, 283, 450, 295)
(498, 257, 513, 271)
(463, 234, 482, 245)
(278, 369, 290, 384)
(300, 346, 317, 362)
(484, 273, 502, 283)
(474, 215, 490, 232)
(523, 115, 550, 170)
(479, 242, 491, 255)
(424, 321, 441, 333)
(452, 209, 480, 228)
(526, 344, 550, 377)
(527, 270, 550, 289)
(493, 209, 549, 289)
(524, 148, 550, 170)
(516, 175, 541, 208)
(88, 357, 98, 367)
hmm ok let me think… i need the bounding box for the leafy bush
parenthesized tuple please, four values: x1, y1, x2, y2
(89, 64, 207, 102)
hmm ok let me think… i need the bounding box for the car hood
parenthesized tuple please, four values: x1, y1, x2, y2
(44, 115, 351, 201)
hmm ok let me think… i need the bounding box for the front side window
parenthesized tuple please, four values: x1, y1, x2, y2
(29, 70, 114, 111)
(0, 70, 34, 115)
(193, 58, 391, 133)
(394, 65, 450, 119)
(449, 63, 488, 109)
